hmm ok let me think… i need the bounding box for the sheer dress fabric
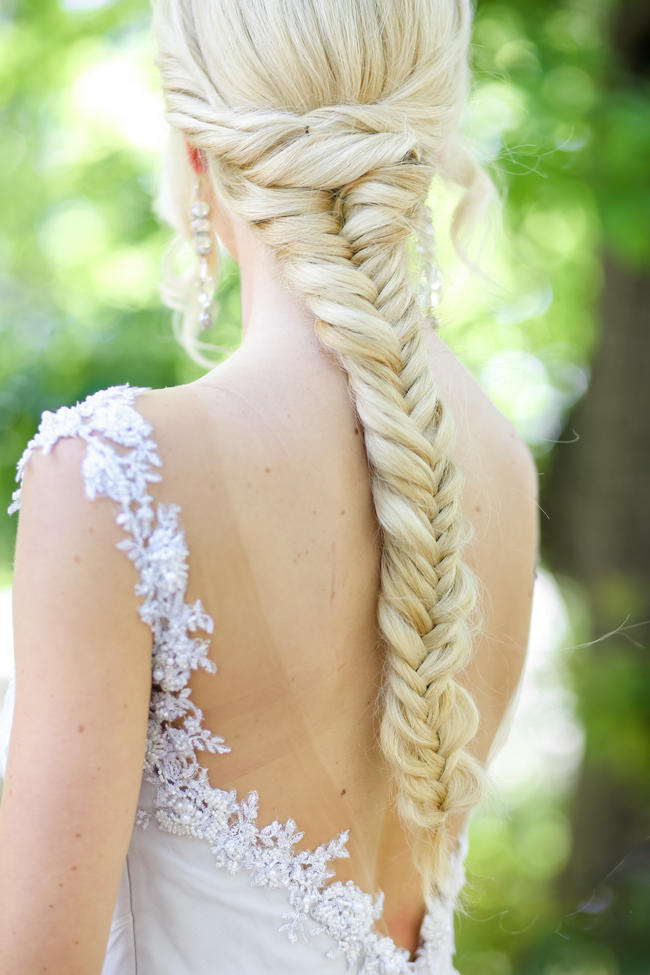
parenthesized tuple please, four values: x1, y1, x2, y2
(1, 383, 469, 974)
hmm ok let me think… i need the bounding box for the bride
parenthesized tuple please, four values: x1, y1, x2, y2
(0, 1, 539, 972)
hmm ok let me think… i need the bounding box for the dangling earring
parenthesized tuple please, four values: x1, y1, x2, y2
(414, 204, 443, 319)
(190, 178, 216, 331)
(185, 141, 217, 331)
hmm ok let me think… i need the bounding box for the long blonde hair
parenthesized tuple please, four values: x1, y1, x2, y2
(151, 0, 498, 901)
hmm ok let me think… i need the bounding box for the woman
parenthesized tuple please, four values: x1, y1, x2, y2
(0, 1, 539, 972)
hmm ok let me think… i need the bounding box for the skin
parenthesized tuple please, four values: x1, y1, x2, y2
(0, 141, 539, 971)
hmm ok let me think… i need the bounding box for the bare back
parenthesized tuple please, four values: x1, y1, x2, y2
(132, 326, 539, 957)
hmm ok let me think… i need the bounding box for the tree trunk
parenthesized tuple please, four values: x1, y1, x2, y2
(540, 2, 650, 958)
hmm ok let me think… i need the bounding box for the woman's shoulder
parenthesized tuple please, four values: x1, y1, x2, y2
(423, 325, 537, 480)
(420, 326, 540, 767)
(7, 383, 158, 517)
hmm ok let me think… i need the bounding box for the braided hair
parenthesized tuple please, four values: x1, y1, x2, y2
(151, 0, 498, 901)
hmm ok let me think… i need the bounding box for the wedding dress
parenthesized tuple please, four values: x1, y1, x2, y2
(1, 382, 471, 974)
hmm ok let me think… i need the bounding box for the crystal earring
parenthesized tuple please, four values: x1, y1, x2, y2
(190, 178, 216, 331)
(414, 205, 443, 318)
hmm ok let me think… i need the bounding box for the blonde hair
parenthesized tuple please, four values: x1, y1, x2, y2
(151, 0, 498, 901)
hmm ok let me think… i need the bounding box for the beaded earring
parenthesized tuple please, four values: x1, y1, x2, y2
(414, 205, 443, 319)
(185, 141, 216, 331)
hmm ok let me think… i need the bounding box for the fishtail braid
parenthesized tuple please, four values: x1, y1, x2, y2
(152, 0, 496, 901)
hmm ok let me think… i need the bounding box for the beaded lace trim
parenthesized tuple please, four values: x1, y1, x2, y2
(7, 382, 467, 974)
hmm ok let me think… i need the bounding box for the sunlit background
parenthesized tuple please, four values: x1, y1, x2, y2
(1, 0, 649, 972)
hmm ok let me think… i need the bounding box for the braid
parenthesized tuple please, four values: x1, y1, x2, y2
(320, 142, 487, 900)
(152, 0, 496, 901)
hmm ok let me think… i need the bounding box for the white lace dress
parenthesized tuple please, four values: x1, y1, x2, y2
(1, 383, 469, 975)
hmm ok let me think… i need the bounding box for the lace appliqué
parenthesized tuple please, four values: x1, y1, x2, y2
(7, 382, 468, 975)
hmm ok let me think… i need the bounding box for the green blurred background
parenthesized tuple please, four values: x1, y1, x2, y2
(1, 0, 649, 972)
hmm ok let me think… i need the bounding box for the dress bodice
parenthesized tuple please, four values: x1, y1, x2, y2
(2, 382, 469, 974)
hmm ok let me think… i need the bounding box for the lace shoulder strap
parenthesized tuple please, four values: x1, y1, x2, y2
(5, 380, 227, 775)
(8, 383, 158, 518)
(2, 384, 153, 773)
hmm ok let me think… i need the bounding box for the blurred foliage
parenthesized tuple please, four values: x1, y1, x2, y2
(1, 0, 649, 971)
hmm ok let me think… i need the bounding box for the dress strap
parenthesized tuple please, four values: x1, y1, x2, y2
(3, 382, 158, 781)
(8, 383, 158, 518)
(6, 382, 227, 782)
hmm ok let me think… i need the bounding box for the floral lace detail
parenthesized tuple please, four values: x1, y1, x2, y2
(7, 382, 468, 975)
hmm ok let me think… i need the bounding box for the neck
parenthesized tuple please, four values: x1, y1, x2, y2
(232, 224, 326, 370)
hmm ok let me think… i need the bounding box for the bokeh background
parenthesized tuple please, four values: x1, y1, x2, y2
(1, 1, 649, 972)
